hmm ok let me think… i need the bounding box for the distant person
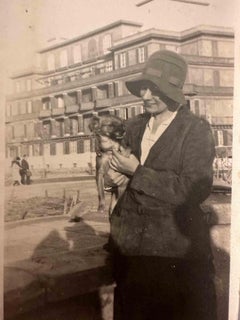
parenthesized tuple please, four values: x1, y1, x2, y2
(20, 154, 31, 185)
(11, 157, 21, 186)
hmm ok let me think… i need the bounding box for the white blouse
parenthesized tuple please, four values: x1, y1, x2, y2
(140, 111, 177, 165)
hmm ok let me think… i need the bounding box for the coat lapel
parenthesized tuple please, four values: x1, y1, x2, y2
(144, 107, 187, 165)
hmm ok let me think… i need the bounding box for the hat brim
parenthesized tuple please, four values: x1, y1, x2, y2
(125, 74, 186, 105)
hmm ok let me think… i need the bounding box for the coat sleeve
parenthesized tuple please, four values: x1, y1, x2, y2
(130, 119, 215, 206)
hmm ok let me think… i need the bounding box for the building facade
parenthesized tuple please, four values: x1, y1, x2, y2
(5, 20, 234, 172)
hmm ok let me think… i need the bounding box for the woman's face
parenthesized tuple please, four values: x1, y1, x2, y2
(139, 86, 168, 116)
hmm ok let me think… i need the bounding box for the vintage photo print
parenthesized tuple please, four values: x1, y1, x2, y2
(1, 0, 239, 319)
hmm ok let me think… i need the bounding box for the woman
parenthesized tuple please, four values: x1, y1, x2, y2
(11, 157, 22, 186)
(108, 50, 216, 320)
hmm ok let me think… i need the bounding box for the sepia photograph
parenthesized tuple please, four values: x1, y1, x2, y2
(1, 0, 239, 319)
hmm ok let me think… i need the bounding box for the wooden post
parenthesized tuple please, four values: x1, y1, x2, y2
(63, 198, 68, 215)
(45, 190, 48, 198)
(77, 190, 80, 203)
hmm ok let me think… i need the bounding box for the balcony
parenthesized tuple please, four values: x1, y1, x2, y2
(6, 64, 144, 101)
(211, 116, 233, 126)
(5, 112, 39, 123)
(65, 104, 80, 114)
(81, 101, 95, 110)
(183, 84, 233, 97)
(52, 107, 65, 116)
(95, 98, 112, 108)
(39, 110, 51, 118)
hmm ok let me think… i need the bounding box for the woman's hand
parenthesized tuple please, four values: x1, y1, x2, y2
(110, 149, 139, 176)
(105, 169, 129, 187)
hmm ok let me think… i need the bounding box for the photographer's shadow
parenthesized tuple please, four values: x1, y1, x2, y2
(28, 218, 112, 320)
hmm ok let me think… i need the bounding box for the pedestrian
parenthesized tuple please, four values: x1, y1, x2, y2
(20, 154, 31, 185)
(108, 50, 216, 320)
(11, 157, 22, 186)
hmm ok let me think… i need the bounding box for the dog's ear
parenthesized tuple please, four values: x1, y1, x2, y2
(89, 116, 100, 133)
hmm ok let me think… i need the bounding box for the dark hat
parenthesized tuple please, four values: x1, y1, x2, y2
(125, 50, 188, 105)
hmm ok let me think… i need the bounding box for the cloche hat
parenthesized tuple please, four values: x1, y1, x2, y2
(125, 50, 188, 105)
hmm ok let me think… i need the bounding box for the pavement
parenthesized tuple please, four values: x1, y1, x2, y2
(4, 180, 232, 320)
(4, 180, 114, 320)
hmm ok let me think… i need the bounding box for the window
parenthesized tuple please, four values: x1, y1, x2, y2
(26, 79, 32, 91)
(50, 143, 56, 155)
(19, 102, 26, 114)
(223, 130, 232, 146)
(27, 101, 32, 113)
(217, 130, 224, 146)
(82, 89, 92, 102)
(97, 85, 108, 99)
(6, 104, 12, 117)
(16, 81, 21, 93)
(57, 96, 64, 108)
(42, 122, 51, 138)
(77, 140, 84, 153)
(105, 61, 113, 72)
(119, 52, 126, 68)
(70, 141, 77, 153)
(21, 144, 29, 156)
(88, 38, 98, 59)
(68, 92, 77, 105)
(60, 50, 68, 68)
(114, 55, 119, 69)
(24, 124, 27, 138)
(213, 70, 220, 87)
(73, 44, 82, 63)
(84, 140, 90, 152)
(33, 144, 40, 156)
(102, 34, 112, 54)
(9, 146, 18, 158)
(128, 49, 137, 66)
(63, 141, 70, 154)
(70, 118, 78, 135)
(39, 143, 43, 156)
(59, 121, 64, 137)
(12, 126, 15, 139)
(42, 98, 51, 110)
(137, 47, 145, 63)
(47, 53, 55, 71)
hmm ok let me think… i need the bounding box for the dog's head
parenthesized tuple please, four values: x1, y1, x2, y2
(89, 115, 125, 142)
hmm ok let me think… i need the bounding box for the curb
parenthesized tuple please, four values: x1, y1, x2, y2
(32, 175, 95, 184)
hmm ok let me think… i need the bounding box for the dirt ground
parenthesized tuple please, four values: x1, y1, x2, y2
(4, 180, 110, 222)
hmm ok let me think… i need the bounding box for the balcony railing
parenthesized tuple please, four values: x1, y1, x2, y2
(39, 110, 51, 118)
(95, 98, 112, 108)
(81, 101, 95, 110)
(52, 107, 65, 116)
(211, 116, 233, 125)
(65, 105, 80, 114)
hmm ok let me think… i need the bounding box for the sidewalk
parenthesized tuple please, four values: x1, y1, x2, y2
(4, 211, 114, 320)
(4, 187, 232, 320)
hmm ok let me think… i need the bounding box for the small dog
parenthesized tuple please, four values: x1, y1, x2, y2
(89, 115, 130, 215)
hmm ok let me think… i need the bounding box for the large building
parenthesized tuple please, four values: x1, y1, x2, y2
(5, 20, 234, 172)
